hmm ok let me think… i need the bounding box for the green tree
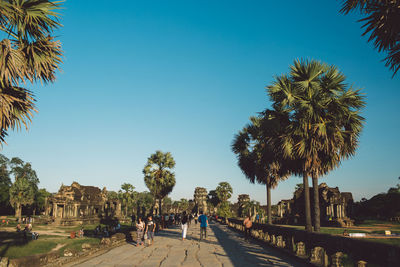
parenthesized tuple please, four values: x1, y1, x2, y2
(10, 177, 34, 220)
(136, 191, 154, 217)
(207, 190, 221, 208)
(0, 154, 11, 214)
(8, 157, 39, 219)
(179, 198, 189, 212)
(0, 0, 63, 143)
(217, 201, 232, 218)
(34, 188, 51, 215)
(340, 0, 400, 77)
(118, 183, 135, 217)
(143, 151, 176, 215)
(268, 59, 365, 231)
(215, 182, 232, 202)
(232, 113, 291, 225)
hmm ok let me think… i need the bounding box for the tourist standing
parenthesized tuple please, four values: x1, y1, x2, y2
(243, 215, 253, 241)
(145, 215, 156, 246)
(181, 211, 189, 241)
(198, 211, 208, 241)
(136, 217, 145, 246)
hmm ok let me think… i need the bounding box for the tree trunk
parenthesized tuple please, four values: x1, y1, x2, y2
(266, 183, 272, 225)
(159, 198, 162, 216)
(312, 174, 320, 232)
(303, 174, 312, 232)
(15, 203, 22, 222)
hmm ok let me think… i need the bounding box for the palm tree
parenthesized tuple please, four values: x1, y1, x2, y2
(215, 182, 232, 202)
(143, 151, 176, 215)
(340, 0, 400, 77)
(0, 0, 63, 143)
(232, 112, 291, 225)
(268, 59, 365, 231)
(119, 183, 135, 217)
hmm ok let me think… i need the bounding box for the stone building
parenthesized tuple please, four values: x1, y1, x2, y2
(45, 182, 121, 225)
(277, 183, 354, 227)
(194, 187, 208, 214)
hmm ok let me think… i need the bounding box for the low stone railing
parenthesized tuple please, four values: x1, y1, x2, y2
(217, 217, 400, 267)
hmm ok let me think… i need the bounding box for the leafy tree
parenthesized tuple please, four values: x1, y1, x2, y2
(207, 190, 221, 208)
(136, 191, 154, 217)
(143, 151, 176, 215)
(217, 201, 232, 218)
(0, 154, 11, 214)
(0, 0, 63, 143)
(34, 188, 51, 215)
(118, 183, 135, 216)
(10, 177, 35, 220)
(242, 200, 262, 219)
(179, 198, 189, 212)
(340, 0, 400, 77)
(232, 112, 291, 225)
(8, 157, 39, 219)
(215, 182, 232, 202)
(268, 59, 365, 231)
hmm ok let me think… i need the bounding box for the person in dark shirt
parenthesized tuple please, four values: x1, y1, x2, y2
(145, 215, 156, 246)
(181, 211, 189, 241)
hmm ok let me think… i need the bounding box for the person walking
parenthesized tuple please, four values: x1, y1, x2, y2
(243, 215, 253, 242)
(136, 217, 145, 246)
(145, 215, 156, 246)
(198, 211, 208, 241)
(181, 211, 189, 241)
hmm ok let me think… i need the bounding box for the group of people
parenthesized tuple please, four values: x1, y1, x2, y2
(135, 215, 156, 246)
(134, 210, 210, 247)
(16, 221, 39, 240)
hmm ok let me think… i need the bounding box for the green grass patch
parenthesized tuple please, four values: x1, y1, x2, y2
(0, 239, 59, 259)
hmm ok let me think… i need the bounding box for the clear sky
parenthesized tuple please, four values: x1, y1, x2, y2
(1, 0, 399, 205)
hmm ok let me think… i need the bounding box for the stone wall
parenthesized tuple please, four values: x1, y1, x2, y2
(218, 217, 400, 267)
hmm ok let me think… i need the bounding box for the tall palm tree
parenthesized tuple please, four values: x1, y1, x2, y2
(119, 183, 135, 217)
(232, 112, 291, 225)
(0, 0, 63, 143)
(268, 59, 365, 231)
(143, 151, 176, 215)
(340, 0, 400, 77)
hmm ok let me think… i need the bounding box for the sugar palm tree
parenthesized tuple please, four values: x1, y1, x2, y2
(268, 59, 365, 231)
(340, 0, 400, 77)
(143, 151, 176, 215)
(0, 0, 63, 143)
(232, 112, 291, 225)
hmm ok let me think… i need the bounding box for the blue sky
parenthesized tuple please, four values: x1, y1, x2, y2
(1, 0, 399, 204)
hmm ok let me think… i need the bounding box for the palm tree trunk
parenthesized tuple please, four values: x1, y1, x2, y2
(266, 183, 272, 225)
(312, 174, 320, 232)
(303, 174, 312, 232)
(159, 198, 162, 216)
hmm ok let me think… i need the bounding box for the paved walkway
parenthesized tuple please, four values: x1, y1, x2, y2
(72, 221, 308, 267)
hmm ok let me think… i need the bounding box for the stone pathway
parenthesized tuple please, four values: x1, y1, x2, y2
(71, 221, 309, 267)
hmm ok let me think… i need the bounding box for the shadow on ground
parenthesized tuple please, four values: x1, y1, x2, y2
(210, 222, 310, 267)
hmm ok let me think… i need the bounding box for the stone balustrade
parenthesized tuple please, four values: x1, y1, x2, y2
(217, 217, 400, 267)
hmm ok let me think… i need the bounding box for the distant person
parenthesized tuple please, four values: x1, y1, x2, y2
(181, 211, 189, 241)
(164, 214, 169, 228)
(256, 213, 260, 223)
(195, 214, 198, 225)
(243, 215, 253, 241)
(136, 217, 145, 246)
(198, 211, 208, 241)
(145, 215, 156, 246)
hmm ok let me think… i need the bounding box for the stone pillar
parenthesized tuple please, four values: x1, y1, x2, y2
(296, 242, 306, 257)
(330, 252, 344, 267)
(357, 261, 367, 267)
(54, 203, 57, 218)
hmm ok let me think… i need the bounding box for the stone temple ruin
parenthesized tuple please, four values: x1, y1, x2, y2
(276, 183, 354, 227)
(194, 187, 208, 214)
(45, 182, 121, 225)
